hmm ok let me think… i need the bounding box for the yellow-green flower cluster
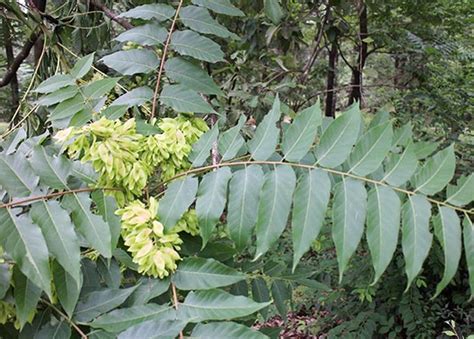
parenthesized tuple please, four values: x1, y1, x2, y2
(116, 198, 199, 279)
(56, 116, 207, 206)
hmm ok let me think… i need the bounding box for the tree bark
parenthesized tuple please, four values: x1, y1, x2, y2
(2, 17, 19, 122)
(348, 1, 368, 106)
(325, 39, 338, 117)
(31, 0, 47, 65)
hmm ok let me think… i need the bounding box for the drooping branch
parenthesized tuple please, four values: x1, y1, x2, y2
(151, 0, 184, 118)
(85, 0, 133, 30)
(159, 160, 473, 216)
(0, 30, 40, 88)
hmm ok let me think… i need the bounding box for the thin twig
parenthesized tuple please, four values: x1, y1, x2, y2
(171, 283, 184, 339)
(83, 0, 133, 29)
(151, 0, 184, 119)
(0, 187, 119, 209)
(158, 160, 473, 215)
(40, 298, 87, 339)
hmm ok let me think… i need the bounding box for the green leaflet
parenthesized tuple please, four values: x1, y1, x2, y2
(292, 169, 330, 271)
(196, 167, 232, 246)
(34, 74, 75, 94)
(62, 193, 112, 258)
(391, 123, 412, 149)
(366, 186, 400, 285)
(30, 201, 81, 283)
(111, 86, 154, 107)
(29, 146, 71, 190)
(432, 206, 461, 298)
(227, 165, 264, 250)
(114, 24, 167, 46)
(37, 86, 78, 106)
(192, 321, 268, 338)
(188, 124, 219, 167)
(81, 78, 121, 99)
(218, 115, 246, 161)
(118, 319, 185, 339)
(382, 142, 418, 186)
(172, 257, 245, 290)
(463, 216, 474, 300)
(348, 121, 393, 176)
(264, 0, 284, 25)
(160, 84, 214, 113)
(157, 176, 199, 230)
(34, 320, 71, 339)
(13, 268, 41, 328)
(0, 153, 39, 197)
(255, 165, 296, 260)
(412, 144, 455, 195)
(251, 278, 270, 318)
(52, 261, 82, 318)
(248, 96, 281, 161)
(271, 280, 290, 318)
(49, 94, 85, 121)
(0, 209, 52, 298)
(402, 195, 433, 292)
(74, 286, 138, 323)
(281, 101, 322, 162)
(170, 30, 224, 63)
(314, 103, 361, 168)
(368, 110, 390, 129)
(125, 278, 170, 306)
(92, 191, 122, 251)
(0, 263, 10, 299)
(70, 53, 94, 79)
(413, 141, 439, 159)
(118, 3, 175, 21)
(102, 105, 128, 120)
(178, 289, 271, 322)
(191, 0, 244, 16)
(180, 6, 238, 39)
(100, 50, 160, 75)
(165, 57, 223, 95)
(90, 304, 174, 333)
(332, 178, 367, 283)
(446, 174, 474, 206)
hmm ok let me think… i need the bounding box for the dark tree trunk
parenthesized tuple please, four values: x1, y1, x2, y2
(348, 1, 368, 106)
(31, 0, 47, 64)
(325, 39, 338, 117)
(2, 17, 19, 122)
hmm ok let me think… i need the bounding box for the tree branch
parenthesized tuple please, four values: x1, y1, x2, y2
(86, 0, 133, 30)
(0, 30, 40, 88)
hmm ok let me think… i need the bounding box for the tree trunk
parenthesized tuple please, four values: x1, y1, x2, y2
(325, 39, 338, 117)
(2, 17, 19, 122)
(31, 0, 47, 65)
(348, 1, 368, 106)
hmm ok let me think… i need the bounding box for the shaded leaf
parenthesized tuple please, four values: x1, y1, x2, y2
(402, 195, 432, 291)
(52, 262, 82, 318)
(92, 191, 121, 252)
(115, 24, 167, 46)
(218, 115, 246, 160)
(34, 320, 70, 339)
(446, 174, 474, 207)
(188, 124, 219, 167)
(171, 30, 224, 63)
(82, 78, 120, 99)
(29, 146, 71, 190)
(192, 0, 245, 16)
(383, 142, 418, 186)
(160, 84, 214, 113)
(70, 53, 94, 79)
(196, 167, 232, 245)
(49, 94, 85, 121)
(157, 177, 199, 230)
(126, 277, 170, 306)
(13, 268, 41, 328)
(255, 165, 296, 259)
(118, 3, 175, 21)
(37, 86, 78, 106)
(178, 289, 270, 322)
(0, 209, 51, 297)
(315, 103, 361, 168)
(35, 74, 75, 94)
(228, 165, 264, 250)
(366, 186, 400, 285)
(173, 257, 245, 290)
(111, 86, 154, 107)
(332, 178, 367, 282)
(264, 0, 284, 25)
(180, 6, 237, 39)
(432, 207, 461, 298)
(412, 145, 455, 195)
(101, 50, 160, 75)
(165, 57, 222, 95)
(192, 322, 268, 338)
(0, 153, 39, 197)
(463, 217, 474, 300)
(118, 319, 185, 339)
(282, 101, 321, 162)
(292, 169, 330, 271)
